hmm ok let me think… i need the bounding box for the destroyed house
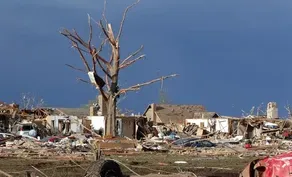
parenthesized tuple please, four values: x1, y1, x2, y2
(143, 103, 207, 125)
(44, 107, 88, 134)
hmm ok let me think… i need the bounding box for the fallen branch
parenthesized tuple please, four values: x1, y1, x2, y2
(0, 169, 12, 177)
(8, 165, 88, 174)
(118, 74, 178, 95)
(69, 157, 87, 171)
(31, 166, 48, 177)
(131, 165, 172, 174)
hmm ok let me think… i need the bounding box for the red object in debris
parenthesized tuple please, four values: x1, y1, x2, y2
(240, 152, 292, 177)
(244, 144, 252, 149)
(283, 131, 289, 137)
(48, 136, 63, 143)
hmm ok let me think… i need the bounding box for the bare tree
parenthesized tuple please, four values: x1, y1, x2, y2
(21, 93, 45, 110)
(60, 0, 177, 137)
(284, 102, 292, 119)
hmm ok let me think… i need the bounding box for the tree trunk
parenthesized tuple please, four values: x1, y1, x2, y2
(105, 94, 116, 137)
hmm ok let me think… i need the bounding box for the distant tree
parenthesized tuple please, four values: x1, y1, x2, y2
(20, 92, 45, 109)
(60, 0, 177, 137)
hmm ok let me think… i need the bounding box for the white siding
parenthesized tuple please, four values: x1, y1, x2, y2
(185, 118, 229, 133)
(86, 116, 105, 131)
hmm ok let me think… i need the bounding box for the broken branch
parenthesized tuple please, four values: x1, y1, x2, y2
(119, 54, 145, 69)
(117, 74, 178, 95)
(121, 45, 144, 66)
(87, 14, 93, 47)
(65, 64, 86, 73)
(117, 0, 141, 41)
(98, 20, 115, 46)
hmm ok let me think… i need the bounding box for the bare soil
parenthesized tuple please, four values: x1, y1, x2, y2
(0, 153, 255, 177)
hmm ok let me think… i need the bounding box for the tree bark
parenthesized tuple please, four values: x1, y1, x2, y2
(105, 95, 116, 137)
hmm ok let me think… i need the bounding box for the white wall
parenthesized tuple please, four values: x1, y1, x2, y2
(87, 116, 105, 131)
(185, 118, 229, 133)
(46, 115, 82, 133)
(69, 116, 83, 133)
(215, 119, 229, 133)
(186, 119, 209, 130)
(267, 102, 279, 119)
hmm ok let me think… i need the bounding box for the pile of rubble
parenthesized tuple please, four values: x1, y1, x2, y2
(0, 133, 140, 160)
(134, 117, 292, 159)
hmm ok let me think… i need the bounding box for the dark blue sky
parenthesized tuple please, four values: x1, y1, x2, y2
(1, 0, 292, 117)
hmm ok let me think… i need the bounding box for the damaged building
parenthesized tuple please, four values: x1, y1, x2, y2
(143, 103, 207, 131)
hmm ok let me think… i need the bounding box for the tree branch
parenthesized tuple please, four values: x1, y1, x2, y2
(72, 29, 90, 48)
(77, 78, 93, 85)
(121, 45, 143, 66)
(117, 0, 141, 42)
(105, 75, 111, 91)
(96, 85, 109, 102)
(98, 20, 116, 46)
(61, 29, 89, 48)
(61, 28, 112, 74)
(65, 64, 86, 73)
(71, 45, 89, 54)
(96, 38, 108, 53)
(87, 14, 93, 47)
(117, 74, 178, 95)
(102, 0, 108, 25)
(72, 42, 91, 72)
(119, 54, 145, 69)
(92, 49, 112, 79)
(107, 24, 116, 47)
(60, 30, 91, 72)
(77, 78, 109, 101)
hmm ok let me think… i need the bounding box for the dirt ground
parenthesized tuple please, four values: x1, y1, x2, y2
(0, 153, 255, 177)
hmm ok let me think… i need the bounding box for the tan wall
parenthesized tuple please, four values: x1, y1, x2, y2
(155, 112, 163, 124)
(145, 108, 153, 121)
(98, 95, 107, 115)
(122, 119, 135, 138)
(45, 116, 53, 129)
(145, 104, 158, 123)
